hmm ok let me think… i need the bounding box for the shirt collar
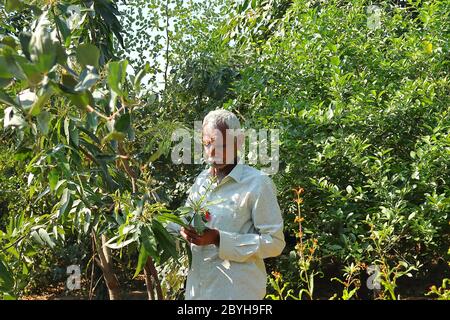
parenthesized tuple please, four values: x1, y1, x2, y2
(227, 163, 243, 183)
(207, 162, 243, 184)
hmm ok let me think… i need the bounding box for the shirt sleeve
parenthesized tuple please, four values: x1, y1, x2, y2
(218, 175, 286, 263)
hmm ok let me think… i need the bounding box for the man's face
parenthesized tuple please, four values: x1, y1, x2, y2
(202, 123, 237, 169)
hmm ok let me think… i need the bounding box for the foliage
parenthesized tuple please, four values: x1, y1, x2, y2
(0, 0, 182, 299)
(218, 0, 449, 280)
(164, 0, 450, 299)
(330, 262, 363, 300)
(1, 0, 449, 300)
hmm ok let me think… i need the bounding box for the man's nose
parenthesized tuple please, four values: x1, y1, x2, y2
(205, 144, 215, 157)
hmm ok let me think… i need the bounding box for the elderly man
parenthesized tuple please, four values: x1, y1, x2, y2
(174, 109, 285, 300)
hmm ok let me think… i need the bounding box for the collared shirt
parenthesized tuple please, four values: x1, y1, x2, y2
(171, 163, 285, 300)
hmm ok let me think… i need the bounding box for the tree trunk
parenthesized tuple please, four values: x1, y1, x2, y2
(93, 233, 122, 300)
(143, 262, 155, 300)
(144, 256, 164, 300)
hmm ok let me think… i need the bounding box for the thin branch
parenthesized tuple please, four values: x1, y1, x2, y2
(89, 234, 96, 300)
(108, 103, 127, 120)
(164, 0, 170, 91)
(0, 235, 26, 254)
(86, 105, 110, 121)
(118, 142, 137, 193)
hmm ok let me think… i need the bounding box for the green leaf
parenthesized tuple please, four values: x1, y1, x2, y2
(38, 228, 55, 248)
(34, 186, 50, 203)
(75, 66, 99, 92)
(156, 213, 188, 229)
(133, 244, 149, 279)
(141, 225, 158, 260)
(48, 169, 59, 191)
(0, 57, 14, 79)
(0, 259, 14, 291)
(30, 230, 44, 246)
(71, 122, 79, 146)
(205, 198, 225, 206)
(30, 90, 52, 116)
(114, 113, 131, 132)
(29, 14, 59, 72)
(17, 88, 52, 116)
(86, 112, 98, 131)
(0, 90, 19, 107)
(95, 154, 117, 162)
(408, 212, 416, 220)
(63, 118, 79, 146)
(94, 0, 124, 47)
(37, 110, 52, 135)
(58, 188, 72, 219)
(61, 73, 78, 91)
(54, 16, 71, 43)
(68, 91, 92, 108)
(19, 32, 31, 60)
(330, 56, 340, 66)
(177, 206, 192, 214)
(76, 43, 100, 69)
(64, 117, 70, 145)
(0, 78, 11, 89)
(2, 293, 16, 300)
(107, 60, 128, 95)
(152, 220, 178, 259)
(134, 62, 150, 92)
(105, 238, 135, 249)
(193, 213, 206, 235)
(102, 131, 126, 144)
(5, 0, 21, 12)
(185, 241, 192, 269)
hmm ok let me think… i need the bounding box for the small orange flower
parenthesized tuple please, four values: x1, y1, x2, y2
(295, 243, 304, 251)
(292, 187, 305, 196)
(294, 216, 304, 223)
(271, 271, 281, 279)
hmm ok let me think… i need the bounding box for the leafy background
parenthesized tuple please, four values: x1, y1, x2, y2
(0, 0, 449, 300)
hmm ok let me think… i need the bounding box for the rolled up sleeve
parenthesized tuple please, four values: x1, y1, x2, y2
(218, 175, 285, 263)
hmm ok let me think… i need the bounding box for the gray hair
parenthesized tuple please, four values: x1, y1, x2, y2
(203, 109, 241, 130)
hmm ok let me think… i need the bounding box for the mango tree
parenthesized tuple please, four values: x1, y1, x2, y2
(0, 0, 185, 299)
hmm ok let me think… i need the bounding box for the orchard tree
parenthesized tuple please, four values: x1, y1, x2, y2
(0, 0, 186, 300)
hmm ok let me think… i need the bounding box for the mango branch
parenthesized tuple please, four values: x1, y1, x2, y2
(116, 142, 164, 300)
(118, 142, 137, 193)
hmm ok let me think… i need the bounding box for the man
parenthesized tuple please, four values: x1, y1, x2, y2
(175, 109, 285, 300)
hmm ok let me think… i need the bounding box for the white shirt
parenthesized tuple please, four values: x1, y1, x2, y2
(171, 163, 286, 300)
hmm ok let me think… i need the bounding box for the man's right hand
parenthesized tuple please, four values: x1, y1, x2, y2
(181, 226, 220, 247)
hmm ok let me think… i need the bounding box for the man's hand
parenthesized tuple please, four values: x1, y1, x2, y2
(180, 226, 220, 246)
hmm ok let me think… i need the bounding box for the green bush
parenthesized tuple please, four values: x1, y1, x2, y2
(163, 0, 450, 298)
